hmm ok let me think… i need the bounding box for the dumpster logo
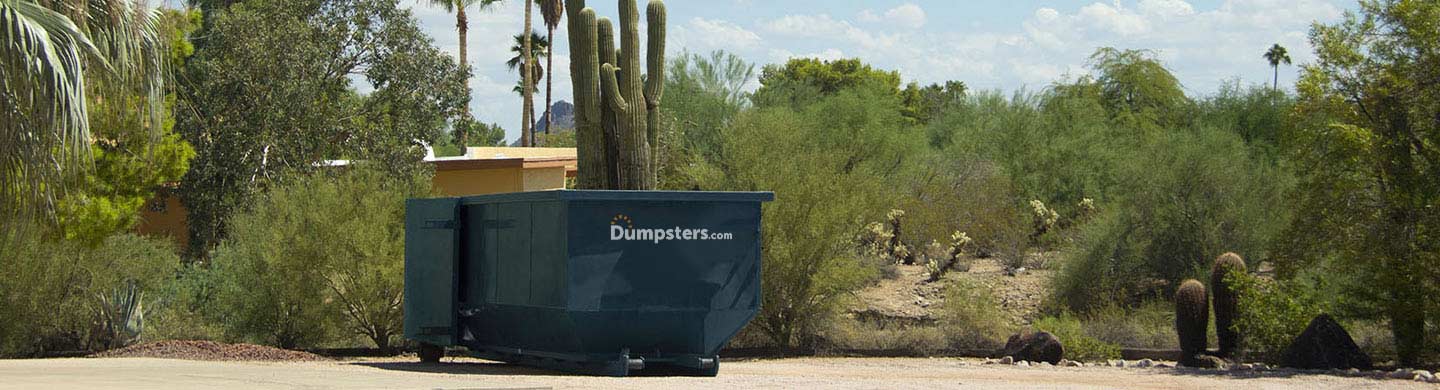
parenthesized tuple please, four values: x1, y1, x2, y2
(609, 214, 735, 243)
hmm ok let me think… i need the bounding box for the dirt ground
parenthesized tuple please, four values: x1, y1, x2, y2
(1, 356, 1430, 390)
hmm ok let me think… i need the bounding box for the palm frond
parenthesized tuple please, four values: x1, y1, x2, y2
(0, 0, 100, 217)
(0, 0, 167, 219)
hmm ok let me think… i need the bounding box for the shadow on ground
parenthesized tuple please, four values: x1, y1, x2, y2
(352, 361, 565, 377)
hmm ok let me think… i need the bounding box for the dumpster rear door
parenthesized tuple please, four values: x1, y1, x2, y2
(404, 198, 462, 346)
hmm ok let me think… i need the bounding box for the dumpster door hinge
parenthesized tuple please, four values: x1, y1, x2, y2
(422, 219, 457, 230)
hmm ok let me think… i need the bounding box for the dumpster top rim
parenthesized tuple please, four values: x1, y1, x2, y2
(448, 190, 775, 204)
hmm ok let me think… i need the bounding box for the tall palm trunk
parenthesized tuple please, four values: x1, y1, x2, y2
(1272, 65, 1279, 92)
(545, 25, 555, 135)
(522, 1, 535, 147)
(457, 7, 471, 145)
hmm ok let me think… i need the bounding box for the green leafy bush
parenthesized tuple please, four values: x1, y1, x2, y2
(1031, 314, 1122, 362)
(1050, 127, 1291, 313)
(939, 279, 1013, 350)
(0, 226, 179, 356)
(1226, 269, 1326, 363)
(1080, 301, 1177, 349)
(209, 166, 430, 350)
(696, 84, 916, 349)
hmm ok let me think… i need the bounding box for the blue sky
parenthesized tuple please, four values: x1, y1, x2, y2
(403, 0, 1354, 142)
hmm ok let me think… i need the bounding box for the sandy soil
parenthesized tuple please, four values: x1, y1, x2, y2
(1, 356, 1430, 390)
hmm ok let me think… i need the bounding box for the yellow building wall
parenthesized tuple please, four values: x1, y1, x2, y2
(522, 167, 569, 192)
(136, 164, 571, 249)
(136, 194, 190, 250)
(431, 168, 523, 197)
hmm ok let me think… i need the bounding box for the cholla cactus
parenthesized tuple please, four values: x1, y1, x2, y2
(926, 232, 974, 282)
(1029, 200, 1059, 241)
(862, 221, 893, 258)
(885, 209, 914, 264)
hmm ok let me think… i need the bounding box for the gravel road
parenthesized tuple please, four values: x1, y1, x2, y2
(0, 356, 1430, 389)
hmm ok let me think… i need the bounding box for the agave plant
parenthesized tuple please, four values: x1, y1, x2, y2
(93, 280, 146, 350)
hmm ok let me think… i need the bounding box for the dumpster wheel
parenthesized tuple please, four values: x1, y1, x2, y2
(419, 343, 444, 363)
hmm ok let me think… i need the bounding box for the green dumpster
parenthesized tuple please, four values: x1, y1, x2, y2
(404, 190, 774, 376)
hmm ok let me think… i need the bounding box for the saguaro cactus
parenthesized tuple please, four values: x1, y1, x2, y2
(567, 0, 666, 190)
(1211, 252, 1247, 359)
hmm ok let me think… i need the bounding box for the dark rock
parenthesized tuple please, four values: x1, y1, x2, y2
(1180, 354, 1228, 369)
(1001, 330, 1064, 365)
(1281, 314, 1373, 370)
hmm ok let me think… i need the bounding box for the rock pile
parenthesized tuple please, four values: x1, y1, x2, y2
(90, 340, 329, 362)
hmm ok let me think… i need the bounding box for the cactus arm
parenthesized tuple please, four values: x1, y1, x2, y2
(644, 0, 666, 106)
(570, 6, 607, 189)
(601, 63, 630, 115)
(644, 0, 666, 187)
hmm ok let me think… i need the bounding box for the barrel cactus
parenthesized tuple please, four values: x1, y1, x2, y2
(1211, 252, 1247, 359)
(567, 0, 666, 190)
(1175, 279, 1209, 360)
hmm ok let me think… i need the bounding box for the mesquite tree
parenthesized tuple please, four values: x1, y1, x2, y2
(567, 0, 665, 190)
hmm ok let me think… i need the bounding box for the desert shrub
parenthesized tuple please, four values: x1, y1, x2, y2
(939, 279, 1013, 350)
(1049, 127, 1291, 313)
(1081, 301, 1177, 349)
(147, 264, 224, 341)
(1226, 269, 1327, 364)
(210, 166, 430, 350)
(900, 154, 1028, 264)
(1031, 314, 1122, 362)
(694, 85, 918, 349)
(0, 226, 179, 356)
(823, 319, 948, 354)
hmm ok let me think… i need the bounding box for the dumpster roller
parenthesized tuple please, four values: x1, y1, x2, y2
(404, 190, 774, 376)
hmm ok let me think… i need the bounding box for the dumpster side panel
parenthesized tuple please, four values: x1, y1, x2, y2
(404, 198, 462, 346)
(565, 200, 763, 356)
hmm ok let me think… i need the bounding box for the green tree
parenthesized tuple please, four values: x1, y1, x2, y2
(177, 0, 468, 255)
(509, 31, 547, 144)
(521, 0, 535, 146)
(662, 50, 754, 184)
(57, 9, 199, 245)
(537, 0, 564, 134)
(1, 0, 167, 219)
(1263, 44, 1292, 91)
(696, 84, 921, 348)
(210, 167, 431, 350)
(1086, 47, 1190, 128)
(507, 32, 549, 98)
(1279, 0, 1440, 366)
(751, 58, 903, 109)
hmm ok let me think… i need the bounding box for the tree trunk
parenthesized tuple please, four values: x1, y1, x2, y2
(457, 8, 470, 146)
(522, 2, 534, 147)
(545, 26, 555, 135)
(1272, 65, 1279, 92)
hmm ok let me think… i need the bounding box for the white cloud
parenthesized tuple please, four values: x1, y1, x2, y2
(884, 3, 927, 28)
(857, 9, 881, 23)
(676, 17, 763, 51)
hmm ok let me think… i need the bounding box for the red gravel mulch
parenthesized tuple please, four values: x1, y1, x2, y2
(89, 340, 330, 362)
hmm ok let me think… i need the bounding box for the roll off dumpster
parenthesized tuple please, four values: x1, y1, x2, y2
(404, 190, 774, 376)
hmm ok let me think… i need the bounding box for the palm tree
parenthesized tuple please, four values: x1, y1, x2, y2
(426, 0, 502, 145)
(537, 0, 563, 135)
(508, 33, 547, 98)
(521, 0, 534, 146)
(1, 0, 166, 218)
(509, 31, 547, 145)
(1263, 44, 1292, 92)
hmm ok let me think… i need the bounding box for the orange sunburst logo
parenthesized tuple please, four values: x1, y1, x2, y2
(610, 214, 634, 228)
